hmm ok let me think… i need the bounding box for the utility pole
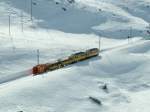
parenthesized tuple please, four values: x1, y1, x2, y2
(147, 23, 150, 39)
(129, 27, 132, 42)
(8, 13, 16, 51)
(128, 27, 132, 43)
(147, 23, 150, 29)
(20, 11, 24, 32)
(99, 36, 101, 53)
(8, 15, 11, 36)
(128, 35, 130, 44)
(37, 49, 39, 65)
(148, 23, 150, 32)
(30, 0, 33, 21)
(130, 27, 132, 38)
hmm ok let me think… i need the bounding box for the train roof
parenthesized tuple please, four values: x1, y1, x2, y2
(86, 48, 99, 51)
(71, 52, 85, 56)
(71, 52, 85, 55)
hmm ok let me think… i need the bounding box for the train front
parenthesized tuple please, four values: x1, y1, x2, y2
(32, 64, 48, 75)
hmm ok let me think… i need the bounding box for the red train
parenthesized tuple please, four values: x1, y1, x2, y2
(32, 48, 99, 75)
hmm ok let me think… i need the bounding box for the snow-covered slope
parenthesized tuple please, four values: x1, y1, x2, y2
(0, 0, 150, 37)
(0, 0, 150, 112)
(0, 40, 150, 112)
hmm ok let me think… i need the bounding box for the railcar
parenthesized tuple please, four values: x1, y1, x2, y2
(86, 48, 99, 58)
(61, 58, 74, 65)
(69, 52, 87, 62)
(46, 61, 63, 71)
(32, 64, 48, 75)
(32, 62, 61, 75)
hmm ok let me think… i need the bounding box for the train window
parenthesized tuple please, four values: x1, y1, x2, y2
(70, 52, 85, 57)
(73, 52, 85, 55)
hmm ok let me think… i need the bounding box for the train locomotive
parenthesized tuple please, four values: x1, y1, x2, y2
(32, 48, 99, 75)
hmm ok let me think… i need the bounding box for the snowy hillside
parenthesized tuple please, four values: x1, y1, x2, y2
(0, 0, 150, 112)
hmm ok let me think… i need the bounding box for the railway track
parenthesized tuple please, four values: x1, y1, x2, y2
(0, 40, 145, 84)
(0, 69, 32, 84)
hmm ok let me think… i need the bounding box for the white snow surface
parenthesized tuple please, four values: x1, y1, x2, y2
(0, 0, 150, 112)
